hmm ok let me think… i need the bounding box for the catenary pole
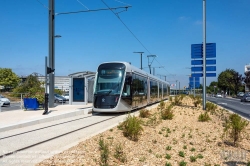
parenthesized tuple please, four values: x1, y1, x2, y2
(203, 0, 206, 110)
(48, 0, 55, 107)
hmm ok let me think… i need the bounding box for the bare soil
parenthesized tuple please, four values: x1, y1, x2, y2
(37, 96, 250, 166)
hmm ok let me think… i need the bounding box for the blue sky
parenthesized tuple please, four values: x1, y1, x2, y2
(1, 0, 250, 88)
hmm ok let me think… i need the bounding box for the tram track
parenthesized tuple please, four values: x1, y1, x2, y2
(0, 115, 93, 140)
(0, 114, 119, 159)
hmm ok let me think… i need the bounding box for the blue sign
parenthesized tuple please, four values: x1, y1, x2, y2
(189, 77, 200, 88)
(191, 59, 216, 65)
(191, 66, 216, 72)
(191, 43, 216, 59)
(191, 73, 216, 77)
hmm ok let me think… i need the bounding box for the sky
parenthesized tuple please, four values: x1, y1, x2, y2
(1, 0, 250, 88)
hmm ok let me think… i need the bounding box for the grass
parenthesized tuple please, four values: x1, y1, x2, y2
(99, 137, 110, 166)
(198, 111, 211, 122)
(178, 151, 185, 157)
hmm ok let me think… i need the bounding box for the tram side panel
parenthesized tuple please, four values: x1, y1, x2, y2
(131, 73, 148, 109)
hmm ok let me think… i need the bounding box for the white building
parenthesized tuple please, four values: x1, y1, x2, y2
(245, 64, 250, 73)
(37, 76, 70, 92)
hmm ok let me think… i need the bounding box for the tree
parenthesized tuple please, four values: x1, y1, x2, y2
(244, 71, 250, 91)
(12, 73, 45, 103)
(229, 70, 244, 94)
(207, 81, 218, 94)
(218, 69, 244, 95)
(0, 68, 20, 91)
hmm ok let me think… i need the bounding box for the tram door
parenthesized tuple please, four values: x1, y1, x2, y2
(73, 78, 85, 102)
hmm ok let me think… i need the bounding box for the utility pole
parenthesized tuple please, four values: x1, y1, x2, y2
(193, 76, 196, 97)
(176, 80, 178, 95)
(147, 55, 156, 74)
(47, 0, 131, 108)
(203, 0, 207, 110)
(133, 52, 144, 70)
(48, 0, 55, 108)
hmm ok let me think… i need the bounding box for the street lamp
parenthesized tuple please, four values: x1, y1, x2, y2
(147, 55, 156, 74)
(133, 52, 144, 70)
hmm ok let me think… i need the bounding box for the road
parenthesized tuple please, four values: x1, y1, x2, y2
(207, 96, 250, 120)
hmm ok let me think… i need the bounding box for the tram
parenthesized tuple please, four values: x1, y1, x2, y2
(93, 62, 170, 112)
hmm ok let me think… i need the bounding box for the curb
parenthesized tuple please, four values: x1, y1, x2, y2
(0, 108, 92, 132)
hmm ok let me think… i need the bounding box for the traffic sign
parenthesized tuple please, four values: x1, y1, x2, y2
(191, 73, 216, 77)
(191, 66, 216, 72)
(191, 59, 216, 65)
(191, 43, 216, 59)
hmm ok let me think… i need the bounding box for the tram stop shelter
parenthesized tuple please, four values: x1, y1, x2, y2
(68, 71, 96, 105)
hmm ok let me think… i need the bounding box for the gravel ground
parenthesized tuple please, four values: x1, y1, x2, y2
(37, 96, 250, 166)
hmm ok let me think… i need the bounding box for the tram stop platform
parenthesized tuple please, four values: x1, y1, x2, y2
(0, 104, 93, 132)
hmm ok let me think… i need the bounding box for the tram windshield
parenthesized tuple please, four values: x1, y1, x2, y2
(94, 68, 125, 95)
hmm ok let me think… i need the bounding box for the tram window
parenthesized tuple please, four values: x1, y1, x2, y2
(122, 75, 131, 96)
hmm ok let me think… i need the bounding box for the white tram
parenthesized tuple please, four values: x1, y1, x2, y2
(93, 62, 170, 112)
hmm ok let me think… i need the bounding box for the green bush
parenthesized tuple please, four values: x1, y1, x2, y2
(179, 160, 187, 166)
(190, 156, 197, 162)
(198, 112, 211, 122)
(161, 104, 174, 120)
(118, 114, 143, 141)
(178, 151, 185, 157)
(165, 154, 171, 159)
(223, 113, 249, 146)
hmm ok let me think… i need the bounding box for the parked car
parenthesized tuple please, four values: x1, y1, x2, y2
(0, 95, 10, 107)
(62, 93, 69, 101)
(237, 92, 244, 98)
(240, 93, 250, 102)
(54, 94, 66, 103)
(216, 93, 222, 98)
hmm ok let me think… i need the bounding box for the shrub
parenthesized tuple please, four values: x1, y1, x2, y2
(179, 151, 185, 157)
(198, 112, 211, 122)
(158, 100, 166, 111)
(192, 95, 202, 107)
(165, 154, 171, 159)
(190, 156, 197, 162)
(145, 113, 161, 126)
(197, 154, 203, 159)
(118, 114, 143, 141)
(223, 113, 249, 146)
(114, 143, 127, 163)
(166, 146, 172, 150)
(206, 102, 218, 113)
(169, 96, 172, 102)
(99, 138, 109, 166)
(161, 104, 174, 120)
(173, 95, 183, 105)
(139, 109, 151, 118)
(179, 160, 187, 166)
